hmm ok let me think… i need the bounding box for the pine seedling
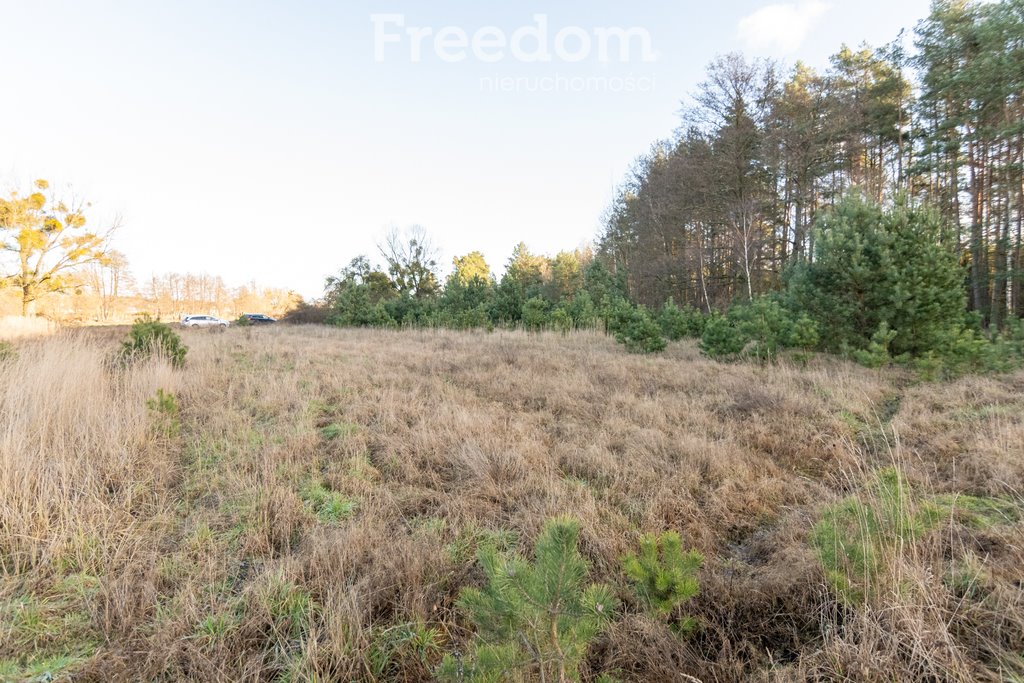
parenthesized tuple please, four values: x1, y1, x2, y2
(438, 518, 618, 682)
(622, 531, 702, 631)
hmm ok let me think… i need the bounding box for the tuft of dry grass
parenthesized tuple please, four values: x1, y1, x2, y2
(1, 325, 1021, 681)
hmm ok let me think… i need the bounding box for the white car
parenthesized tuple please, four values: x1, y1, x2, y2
(181, 315, 229, 328)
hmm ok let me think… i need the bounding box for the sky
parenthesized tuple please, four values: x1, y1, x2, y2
(0, 0, 932, 299)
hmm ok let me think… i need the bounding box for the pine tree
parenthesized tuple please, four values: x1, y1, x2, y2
(622, 531, 702, 631)
(613, 306, 666, 354)
(120, 315, 188, 368)
(437, 518, 618, 683)
(521, 297, 551, 332)
(494, 243, 548, 322)
(699, 314, 747, 359)
(788, 193, 966, 357)
(658, 298, 706, 341)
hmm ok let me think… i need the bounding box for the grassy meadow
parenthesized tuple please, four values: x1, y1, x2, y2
(1, 325, 1022, 682)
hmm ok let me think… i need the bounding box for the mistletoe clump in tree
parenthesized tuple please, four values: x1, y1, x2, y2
(438, 518, 618, 683)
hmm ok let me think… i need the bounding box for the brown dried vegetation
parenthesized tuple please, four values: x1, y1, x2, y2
(1, 326, 1021, 681)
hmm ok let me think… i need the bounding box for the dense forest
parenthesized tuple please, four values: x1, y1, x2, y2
(602, 0, 1024, 326)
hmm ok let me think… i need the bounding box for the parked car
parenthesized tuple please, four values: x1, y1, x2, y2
(181, 315, 229, 328)
(238, 313, 277, 325)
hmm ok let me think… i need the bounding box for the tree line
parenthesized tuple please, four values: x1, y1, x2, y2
(601, 0, 1024, 328)
(322, 226, 631, 333)
(320, 0, 1024, 374)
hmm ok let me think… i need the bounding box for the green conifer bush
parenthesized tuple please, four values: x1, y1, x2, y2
(437, 518, 618, 683)
(622, 531, 702, 631)
(613, 306, 666, 354)
(658, 299, 706, 341)
(120, 315, 187, 368)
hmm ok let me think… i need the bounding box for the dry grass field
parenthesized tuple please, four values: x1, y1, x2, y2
(1, 325, 1022, 682)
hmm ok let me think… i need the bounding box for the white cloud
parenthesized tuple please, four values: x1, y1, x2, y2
(737, 1, 830, 55)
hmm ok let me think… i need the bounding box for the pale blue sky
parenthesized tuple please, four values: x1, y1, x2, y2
(1, 0, 931, 298)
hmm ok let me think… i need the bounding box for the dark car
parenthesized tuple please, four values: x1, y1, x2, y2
(239, 313, 277, 325)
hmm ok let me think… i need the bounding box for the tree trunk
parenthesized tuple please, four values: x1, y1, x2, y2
(969, 138, 987, 322)
(21, 286, 36, 317)
(1016, 133, 1024, 318)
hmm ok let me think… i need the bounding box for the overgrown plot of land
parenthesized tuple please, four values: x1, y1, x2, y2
(1, 326, 1022, 682)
